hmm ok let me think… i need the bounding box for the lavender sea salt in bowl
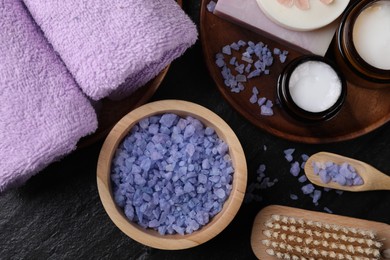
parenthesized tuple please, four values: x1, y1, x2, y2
(97, 100, 247, 250)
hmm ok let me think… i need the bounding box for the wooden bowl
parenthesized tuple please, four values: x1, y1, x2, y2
(96, 100, 247, 250)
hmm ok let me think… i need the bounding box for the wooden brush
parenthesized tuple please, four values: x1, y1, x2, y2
(251, 205, 390, 259)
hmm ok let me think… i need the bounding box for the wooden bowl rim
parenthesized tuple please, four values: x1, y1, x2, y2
(97, 100, 247, 250)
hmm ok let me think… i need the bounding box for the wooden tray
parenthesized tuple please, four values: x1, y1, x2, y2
(78, 66, 169, 148)
(200, 0, 390, 144)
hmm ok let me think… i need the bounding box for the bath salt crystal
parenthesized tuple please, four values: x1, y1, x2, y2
(279, 54, 287, 63)
(241, 56, 253, 64)
(245, 64, 252, 73)
(235, 64, 245, 74)
(252, 86, 259, 95)
(290, 161, 300, 177)
(160, 114, 178, 128)
(284, 148, 295, 155)
(249, 94, 258, 104)
(290, 194, 299, 200)
(230, 42, 240, 51)
(313, 161, 364, 187)
(301, 154, 309, 162)
(273, 48, 281, 55)
(298, 175, 307, 183)
(323, 207, 333, 214)
(111, 113, 234, 235)
(257, 97, 266, 106)
(247, 69, 261, 79)
(237, 82, 245, 91)
(236, 74, 247, 82)
(238, 40, 246, 46)
(215, 53, 224, 60)
(207, 0, 217, 12)
(300, 161, 306, 169)
(301, 183, 315, 194)
(229, 56, 237, 65)
(260, 105, 273, 116)
(215, 58, 225, 68)
(222, 45, 232, 55)
(312, 190, 322, 204)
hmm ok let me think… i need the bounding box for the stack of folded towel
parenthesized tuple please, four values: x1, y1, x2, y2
(23, 0, 198, 100)
(0, 0, 197, 192)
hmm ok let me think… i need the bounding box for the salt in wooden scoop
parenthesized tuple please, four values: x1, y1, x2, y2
(304, 152, 390, 192)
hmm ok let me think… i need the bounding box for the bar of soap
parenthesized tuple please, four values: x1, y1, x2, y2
(214, 0, 339, 56)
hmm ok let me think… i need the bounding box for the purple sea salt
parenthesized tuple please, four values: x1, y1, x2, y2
(207, 1, 217, 12)
(260, 105, 273, 116)
(111, 114, 234, 235)
(257, 97, 266, 106)
(290, 161, 300, 176)
(301, 183, 315, 194)
(249, 94, 258, 104)
(222, 45, 232, 55)
(312, 189, 322, 204)
(312, 161, 364, 187)
(230, 42, 240, 51)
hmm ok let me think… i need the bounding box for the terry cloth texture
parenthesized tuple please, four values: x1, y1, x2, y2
(23, 0, 198, 100)
(0, 0, 98, 192)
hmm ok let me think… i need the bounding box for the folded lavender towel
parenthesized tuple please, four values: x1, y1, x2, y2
(0, 0, 98, 192)
(23, 0, 198, 100)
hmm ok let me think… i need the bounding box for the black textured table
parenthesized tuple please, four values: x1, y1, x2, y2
(1, 2, 390, 259)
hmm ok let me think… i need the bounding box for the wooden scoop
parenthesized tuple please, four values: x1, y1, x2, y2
(304, 152, 390, 192)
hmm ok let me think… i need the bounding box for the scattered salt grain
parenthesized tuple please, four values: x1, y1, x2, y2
(301, 183, 315, 194)
(249, 94, 258, 104)
(238, 40, 246, 47)
(206, 1, 217, 12)
(284, 148, 295, 156)
(222, 45, 232, 55)
(111, 114, 234, 235)
(260, 105, 274, 116)
(229, 56, 237, 65)
(298, 175, 307, 183)
(257, 97, 266, 106)
(290, 161, 300, 176)
(273, 48, 281, 55)
(236, 74, 247, 82)
(215, 58, 225, 68)
(312, 190, 322, 204)
(323, 207, 333, 214)
(230, 42, 240, 51)
(215, 40, 289, 117)
(290, 194, 299, 200)
(244, 162, 278, 203)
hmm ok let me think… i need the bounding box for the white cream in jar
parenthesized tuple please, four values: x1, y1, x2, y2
(352, 1, 390, 70)
(288, 61, 342, 113)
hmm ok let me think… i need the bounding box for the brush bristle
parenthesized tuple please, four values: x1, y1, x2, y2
(262, 214, 383, 260)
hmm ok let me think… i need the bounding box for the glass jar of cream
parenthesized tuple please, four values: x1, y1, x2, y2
(277, 55, 347, 122)
(335, 0, 390, 88)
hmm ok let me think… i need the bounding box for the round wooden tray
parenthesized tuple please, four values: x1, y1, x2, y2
(200, 0, 390, 144)
(78, 67, 169, 148)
